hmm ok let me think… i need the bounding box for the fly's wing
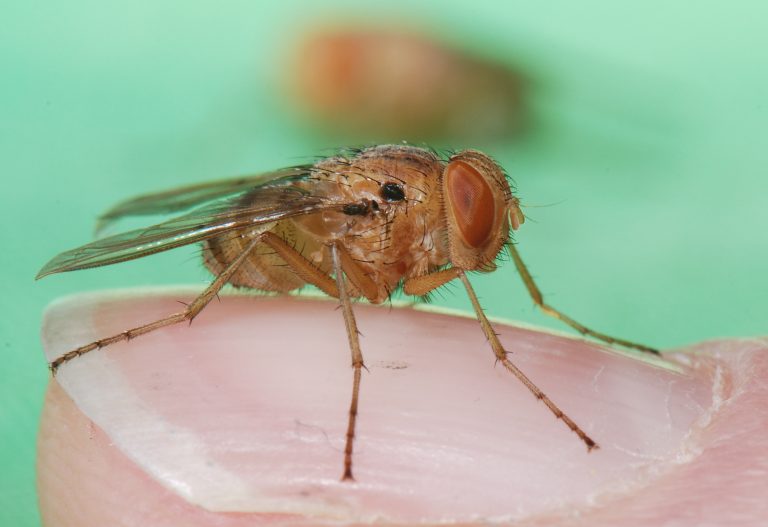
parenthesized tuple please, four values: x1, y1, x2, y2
(37, 182, 344, 279)
(95, 166, 311, 235)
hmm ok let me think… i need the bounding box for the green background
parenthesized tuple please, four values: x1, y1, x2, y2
(2, 2, 767, 525)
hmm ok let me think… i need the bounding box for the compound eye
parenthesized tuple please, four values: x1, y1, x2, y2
(445, 160, 495, 248)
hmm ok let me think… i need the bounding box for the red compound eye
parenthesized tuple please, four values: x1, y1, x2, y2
(445, 160, 495, 248)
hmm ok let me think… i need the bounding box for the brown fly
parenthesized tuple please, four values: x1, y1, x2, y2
(37, 144, 658, 481)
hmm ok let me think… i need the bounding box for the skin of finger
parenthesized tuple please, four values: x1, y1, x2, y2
(36, 291, 768, 525)
(517, 340, 768, 527)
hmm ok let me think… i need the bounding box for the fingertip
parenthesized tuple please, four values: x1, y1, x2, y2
(39, 289, 743, 525)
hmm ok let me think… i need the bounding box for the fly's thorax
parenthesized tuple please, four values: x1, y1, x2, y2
(288, 146, 450, 298)
(441, 150, 521, 271)
(295, 146, 443, 240)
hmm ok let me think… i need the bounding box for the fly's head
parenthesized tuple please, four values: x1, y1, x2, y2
(442, 150, 524, 271)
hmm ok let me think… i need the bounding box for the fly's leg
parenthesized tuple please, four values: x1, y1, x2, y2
(49, 236, 262, 374)
(508, 244, 659, 355)
(332, 242, 366, 481)
(457, 271, 598, 450)
(332, 243, 378, 302)
(262, 232, 379, 303)
(403, 268, 461, 296)
(260, 233, 374, 480)
(260, 232, 339, 298)
(405, 267, 598, 451)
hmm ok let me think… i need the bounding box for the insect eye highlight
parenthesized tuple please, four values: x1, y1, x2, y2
(380, 182, 405, 202)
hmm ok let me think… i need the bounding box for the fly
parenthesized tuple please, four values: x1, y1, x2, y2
(37, 144, 658, 481)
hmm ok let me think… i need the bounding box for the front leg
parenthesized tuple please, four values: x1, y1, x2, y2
(457, 271, 598, 450)
(403, 268, 461, 296)
(403, 266, 598, 450)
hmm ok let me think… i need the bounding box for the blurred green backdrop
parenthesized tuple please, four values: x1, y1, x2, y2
(2, 1, 767, 525)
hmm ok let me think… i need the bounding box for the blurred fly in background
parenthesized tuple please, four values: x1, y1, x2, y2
(285, 26, 527, 144)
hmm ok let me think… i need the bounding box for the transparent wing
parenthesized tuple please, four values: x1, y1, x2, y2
(95, 166, 311, 234)
(37, 183, 344, 279)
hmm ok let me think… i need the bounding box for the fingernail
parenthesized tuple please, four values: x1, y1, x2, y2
(39, 289, 721, 524)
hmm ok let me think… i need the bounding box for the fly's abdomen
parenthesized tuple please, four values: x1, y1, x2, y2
(204, 222, 322, 293)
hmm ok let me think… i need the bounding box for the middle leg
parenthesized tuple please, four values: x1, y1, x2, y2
(259, 233, 374, 479)
(405, 267, 598, 450)
(331, 242, 366, 481)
